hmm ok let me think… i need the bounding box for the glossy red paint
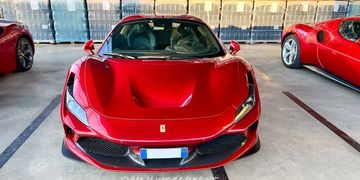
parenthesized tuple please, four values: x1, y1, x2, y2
(282, 17, 360, 86)
(230, 40, 241, 55)
(0, 20, 34, 74)
(60, 15, 261, 171)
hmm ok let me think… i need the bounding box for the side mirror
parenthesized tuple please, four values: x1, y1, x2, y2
(229, 40, 240, 55)
(83, 40, 95, 55)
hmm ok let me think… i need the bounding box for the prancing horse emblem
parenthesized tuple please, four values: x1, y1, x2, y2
(160, 124, 166, 133)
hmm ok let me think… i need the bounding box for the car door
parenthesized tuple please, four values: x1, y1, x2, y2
(317, 19, 360, 87)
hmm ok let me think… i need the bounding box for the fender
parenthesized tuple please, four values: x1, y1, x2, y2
(0, 24, 18, 73)
(282, 24, 321, 66)
(0, 21, 35, 74)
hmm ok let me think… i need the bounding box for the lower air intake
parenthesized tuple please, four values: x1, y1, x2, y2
(196, 134, 245, 155)
(77, 137, 129, 157)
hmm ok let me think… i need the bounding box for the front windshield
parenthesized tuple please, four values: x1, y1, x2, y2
(98, 19, 224, 59)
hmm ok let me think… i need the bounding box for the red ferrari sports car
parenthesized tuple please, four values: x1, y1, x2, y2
(0, 20, 34, 74)
(281, 17, 360, 91)
(61, 15, 261, 171)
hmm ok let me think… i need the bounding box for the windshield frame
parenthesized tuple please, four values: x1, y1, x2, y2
(96, 18, 227, 59)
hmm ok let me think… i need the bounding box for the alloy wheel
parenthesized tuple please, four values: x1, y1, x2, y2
(17, 38, 33, 70)
(282, 38, 298, 65)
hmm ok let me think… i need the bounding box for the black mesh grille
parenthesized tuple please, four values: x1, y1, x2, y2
(196, 134, 245, 155)
(77, 137, 129, 157)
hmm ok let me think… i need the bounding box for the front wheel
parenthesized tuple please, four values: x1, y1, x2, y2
(16, 37, 34, 72)
(281, 35, 302, 69)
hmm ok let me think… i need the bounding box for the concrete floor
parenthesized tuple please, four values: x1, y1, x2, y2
(0, 44, 359, 180)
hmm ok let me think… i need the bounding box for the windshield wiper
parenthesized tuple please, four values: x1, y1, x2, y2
(137, 56, 170, 60)
(137, 55, 198, 60)
(168, 56, 198, 60)
(103, 53, 136, 59)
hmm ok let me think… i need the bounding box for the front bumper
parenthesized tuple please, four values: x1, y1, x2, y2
(62, 112, 259, 172)
(61, 89, 261, 172)
(63, 129, 258, 172)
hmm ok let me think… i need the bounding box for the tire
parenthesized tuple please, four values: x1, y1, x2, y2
(238, 138, 261, 159)
(16, 37, 34, 72)
(281, 35, 302, 69)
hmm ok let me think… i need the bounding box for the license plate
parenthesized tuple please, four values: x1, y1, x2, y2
(140, 147, 188, 159)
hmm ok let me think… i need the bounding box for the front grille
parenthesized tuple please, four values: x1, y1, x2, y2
(77, 137, 129, 157)
(74, 134, 249, 169)
(196, 134, 245, 155)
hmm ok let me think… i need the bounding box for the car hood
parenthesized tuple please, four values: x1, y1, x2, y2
(82, 57, 249, 120)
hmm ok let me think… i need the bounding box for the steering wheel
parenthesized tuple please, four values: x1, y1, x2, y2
(173, 38, 204, 53)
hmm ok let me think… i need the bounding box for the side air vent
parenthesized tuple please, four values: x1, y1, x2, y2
(0, 27, 4, 36)
(67, 73, 75, 94)
(246, 71, 254, 85)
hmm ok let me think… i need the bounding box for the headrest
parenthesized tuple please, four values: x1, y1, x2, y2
(132, 23, 151, 34)
(353, 21, 360, 36)
(177, 24, 193, 37)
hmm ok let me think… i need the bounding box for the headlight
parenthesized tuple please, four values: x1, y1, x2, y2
(234, 72, 256, 123)
(66, 85, 89, 126)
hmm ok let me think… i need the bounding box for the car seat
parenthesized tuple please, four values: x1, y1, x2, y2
(127, 23, 156, 50)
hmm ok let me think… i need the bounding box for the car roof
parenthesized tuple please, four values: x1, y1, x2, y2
(119, 14, 205, 24)
(341, 16, 360, 21)
(314, 16, 360, 26)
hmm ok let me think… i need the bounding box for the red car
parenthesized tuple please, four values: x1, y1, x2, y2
(0, 20, 34, 74)
(61, 15, 261, 171)
(281, 17, 360, 91)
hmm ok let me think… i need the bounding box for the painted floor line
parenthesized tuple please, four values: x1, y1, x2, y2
(283, 91, 360, 153)
(0, 95, 61, 168)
